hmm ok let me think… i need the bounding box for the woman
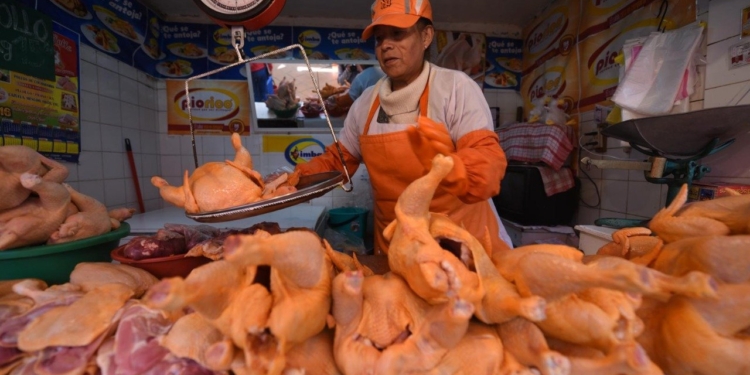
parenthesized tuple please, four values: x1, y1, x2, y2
(296, 0, 512, 255)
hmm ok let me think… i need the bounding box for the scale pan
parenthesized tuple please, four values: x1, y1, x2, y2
(602, 105, 750, 157)
(186, 171, 345, 223)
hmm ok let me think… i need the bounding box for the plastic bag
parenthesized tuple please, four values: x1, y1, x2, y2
(324, 227, 367, 255)
(612, 23, 704, 116)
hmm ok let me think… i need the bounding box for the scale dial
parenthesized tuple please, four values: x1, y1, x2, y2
(193, 0, 286, 29)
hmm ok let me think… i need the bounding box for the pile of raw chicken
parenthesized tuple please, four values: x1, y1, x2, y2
(151, 133, 299, 214)
(0, 146, 134, 251)
(2, 154, 749, 375)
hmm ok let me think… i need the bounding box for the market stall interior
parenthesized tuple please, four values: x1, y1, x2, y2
(3, 0, 750, 373)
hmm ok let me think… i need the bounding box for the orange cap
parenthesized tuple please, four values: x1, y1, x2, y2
(362, 0, 433, 40)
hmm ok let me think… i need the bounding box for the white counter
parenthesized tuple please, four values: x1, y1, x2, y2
(125, 206, 328, 235)
(574, 225, 617, 255)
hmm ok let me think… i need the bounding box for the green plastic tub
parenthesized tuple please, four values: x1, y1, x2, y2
(0, 222, 131, 285)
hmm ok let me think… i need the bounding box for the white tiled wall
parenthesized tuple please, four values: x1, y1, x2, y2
(65, 45, 162, 213)
(701, 0, 750, 186)
(576, 0, 750, 225)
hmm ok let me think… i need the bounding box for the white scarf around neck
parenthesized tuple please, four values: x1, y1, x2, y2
(377, 61, 431, 124)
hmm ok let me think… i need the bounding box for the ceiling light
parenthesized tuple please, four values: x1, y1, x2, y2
(296, 66, 338, 73)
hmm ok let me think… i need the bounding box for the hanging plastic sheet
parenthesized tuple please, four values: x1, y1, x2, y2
(612, 23, 704, 116)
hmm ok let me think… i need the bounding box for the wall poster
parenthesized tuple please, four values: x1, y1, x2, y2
(0, 19, 81, 163)
(166, 79, 251, 136)
(262, 134, 326, 167)
(428, 31, 487, 86)
(521, 0, 697, 116)
(484, 37, 523, 91)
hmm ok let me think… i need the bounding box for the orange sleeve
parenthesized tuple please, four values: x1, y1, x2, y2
(441, 129, 507, 204)
(294, 142, 361, 182)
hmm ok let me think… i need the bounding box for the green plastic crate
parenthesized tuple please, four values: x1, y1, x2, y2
(0, 222, 131, 285)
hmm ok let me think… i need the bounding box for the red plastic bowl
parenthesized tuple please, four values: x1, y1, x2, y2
(110, 246, 211, 279)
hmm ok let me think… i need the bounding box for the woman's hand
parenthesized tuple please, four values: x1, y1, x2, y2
(407, 116, 456, 170)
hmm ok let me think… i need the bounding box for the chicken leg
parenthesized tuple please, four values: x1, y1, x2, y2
(0, 146, 68, 211)
(48, 184, 112, 244)
(586, 256, 718, 300)
(375, 296, 474, 375)
(387, 154, 482, 305)
(650, 284, 750, 375)
(144, 260, 272, 351)
(536, 293, 623, 351)
(509, 252, 653, 301)
(652, 235, 750, 283)
(429, 216, 546, 324)
(567, 343, 658, 375)
(496, 318, 570, 375)
(428, 322, 504, 375)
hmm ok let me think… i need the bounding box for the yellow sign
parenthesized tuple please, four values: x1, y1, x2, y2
(521, 0, 696, 114)
(263, 135, 326, 166)
(166, 79, 251, 135)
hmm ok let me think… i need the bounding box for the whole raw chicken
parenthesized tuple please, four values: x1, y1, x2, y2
(47, 184, 133, 244)
(330, 270, 473, 375)
(384, 154, 483, 306)
(0, 173, 71, 250)
(151, 133, 265, 213)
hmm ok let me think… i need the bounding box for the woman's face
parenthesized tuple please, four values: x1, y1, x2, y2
(373, 23, 434, 91)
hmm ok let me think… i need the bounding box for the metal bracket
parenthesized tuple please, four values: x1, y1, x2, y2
(580, 156, 666, 178)
(231, 26, 245, 49)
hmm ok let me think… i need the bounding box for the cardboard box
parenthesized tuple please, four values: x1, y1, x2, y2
(688, 182, 750, 201)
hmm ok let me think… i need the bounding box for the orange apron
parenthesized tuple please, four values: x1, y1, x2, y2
(360, 81, 509, 255)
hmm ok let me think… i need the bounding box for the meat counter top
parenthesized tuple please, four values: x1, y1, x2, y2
(124, 206, 328, 236)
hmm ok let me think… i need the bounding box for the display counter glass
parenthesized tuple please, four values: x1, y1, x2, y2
(250, 62, 377, 133)
(255, 102, 346, 130)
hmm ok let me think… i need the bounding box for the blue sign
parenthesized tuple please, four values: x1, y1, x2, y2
(484, 37, 523, 91)
(30, 1, 387, 80)
(292, 27, 376, 62)
(158, 22, 210, 79)
(38, 0, 148, 63)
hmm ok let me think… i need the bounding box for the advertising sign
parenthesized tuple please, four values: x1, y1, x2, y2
(37, 0, 147, 62)
(521, 0, 696, 114)
(428, 31, 487, 86)
(0, 22, 80, 162)
(0, 0, 55, 80)
(262, 135, 326, 167)
(522, 0, 580, 75)
(244, 25, 294, 60)
(166, 79, 251, 136)
(577, 0, 695, 41)
(521, 51, 579, 117)
(158, 22, 209, 79)
(292, 27, 376, 62)
(484, 37, 523, 91)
